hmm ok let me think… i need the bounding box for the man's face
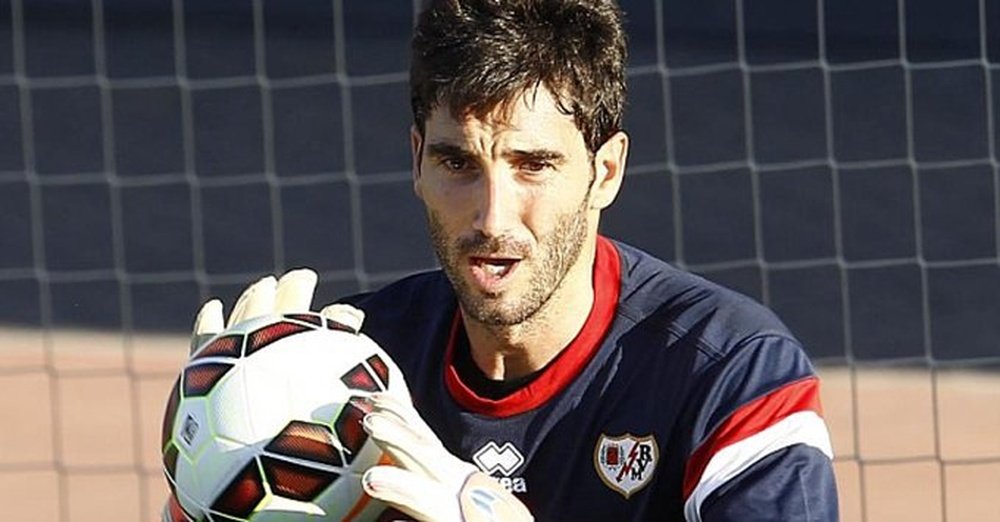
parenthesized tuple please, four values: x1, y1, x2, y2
(412, 87, 598, 326)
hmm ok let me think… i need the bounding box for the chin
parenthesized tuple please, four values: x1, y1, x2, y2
(461, 292, 547, 327)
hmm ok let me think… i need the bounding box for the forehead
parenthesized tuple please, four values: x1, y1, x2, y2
(424, 87, 586, 150)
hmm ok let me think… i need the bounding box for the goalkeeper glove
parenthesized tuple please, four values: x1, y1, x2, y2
(189, 268, 364, 352)
(361, 392, 534, 522)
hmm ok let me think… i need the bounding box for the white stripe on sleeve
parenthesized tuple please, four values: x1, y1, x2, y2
(683, 411, 834, 522)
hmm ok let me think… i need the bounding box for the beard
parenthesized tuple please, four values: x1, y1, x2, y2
(426, 194, 591, 327)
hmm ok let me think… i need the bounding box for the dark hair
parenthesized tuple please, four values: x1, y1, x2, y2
(411, 0, 627, 153)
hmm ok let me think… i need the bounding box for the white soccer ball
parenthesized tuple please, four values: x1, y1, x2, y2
(161, 312, 408, 522)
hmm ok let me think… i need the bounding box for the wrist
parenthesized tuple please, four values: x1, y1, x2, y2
(458, 472, 533, 522)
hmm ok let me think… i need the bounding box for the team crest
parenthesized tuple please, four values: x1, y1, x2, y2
(593, 433, 658, 498)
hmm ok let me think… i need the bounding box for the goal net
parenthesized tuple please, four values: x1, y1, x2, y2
(0, 0, 997, 521)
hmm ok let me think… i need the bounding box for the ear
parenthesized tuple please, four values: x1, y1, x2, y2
(589, 131, 629, 210)
(411, 125, 424, 198)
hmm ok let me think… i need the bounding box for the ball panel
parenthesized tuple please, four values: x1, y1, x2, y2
(211, 458, 267, 519)
(245, 321, 312, 357)
(184, 362, 235, 397)
(260, 455, 339, 501)
(163, 442, 180, 486)
(173, 436, 247, 519)
(365, 355, 390, 390)
(341, 363, 380, 393)
(333, 397, 371, 464)
(282, 313, 323, 328)
(172, 466, 208, 522)
(265, 421, 343, 467)
(163, 376, 182, 450)
(193, 334, 244, 360)
(237, 360, 309, 444)
(327, 319, 359, 333)
(251, 495, 328, 519)
(311, 471, 384, 522)
(174, 398, 213, 460)
(166, 490, 196, 522)
(239, 329, 354, 437)
(208, 365, 258, 446)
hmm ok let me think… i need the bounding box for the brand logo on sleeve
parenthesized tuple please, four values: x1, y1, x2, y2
(594, 433, 658, 498)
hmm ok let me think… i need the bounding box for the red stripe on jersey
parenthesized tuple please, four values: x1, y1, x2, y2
(682, 376, 823, 500)
(443, 235, 621, 418)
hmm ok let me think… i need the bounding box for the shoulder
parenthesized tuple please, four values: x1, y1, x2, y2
(609, 243, 838, 519)
(599, 242, 836, 518)
(607, 241, 821, 448)
(610, 240, 795, 361)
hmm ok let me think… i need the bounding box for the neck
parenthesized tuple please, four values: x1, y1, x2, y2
(462, 236, 598, 380)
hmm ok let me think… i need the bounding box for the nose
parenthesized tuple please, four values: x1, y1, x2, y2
(472, 170, 520, 237)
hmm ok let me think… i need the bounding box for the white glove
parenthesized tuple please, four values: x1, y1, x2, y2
(361, 393, 533, 522)
(189, 268, 364, 353)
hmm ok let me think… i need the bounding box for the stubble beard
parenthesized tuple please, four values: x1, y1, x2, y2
(426, 196, 590, 328)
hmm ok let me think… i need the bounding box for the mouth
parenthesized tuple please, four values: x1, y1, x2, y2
(467, 256, 521, 290)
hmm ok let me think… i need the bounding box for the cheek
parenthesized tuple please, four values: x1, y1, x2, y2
(521, 193, 569, 234)
(419, 183, 471, 225)
(415, 176, 446, 208)
(533, 180, 587, 216)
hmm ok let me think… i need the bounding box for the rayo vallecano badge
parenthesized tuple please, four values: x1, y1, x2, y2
(594, 433, 659, 498)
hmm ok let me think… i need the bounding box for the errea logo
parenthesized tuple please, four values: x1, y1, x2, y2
(473, 441, 524, 476)
(472, 440, 527, 493)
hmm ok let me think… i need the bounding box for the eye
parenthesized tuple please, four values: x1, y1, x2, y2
(519, 160, 552, 174)
(441, 157, 471, 172)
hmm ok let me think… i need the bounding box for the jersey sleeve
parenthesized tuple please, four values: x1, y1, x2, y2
(681, 334, 838, 522)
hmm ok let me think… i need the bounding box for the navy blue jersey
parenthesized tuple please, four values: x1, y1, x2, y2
(345, 237, 837, 521)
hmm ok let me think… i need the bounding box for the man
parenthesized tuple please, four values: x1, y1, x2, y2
(188, 0, 838, 520)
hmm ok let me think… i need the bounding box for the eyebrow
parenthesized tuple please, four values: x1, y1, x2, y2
(425, 142, 472, 160)
(424, 142, 567, 164)
(506, 148, 567, 164)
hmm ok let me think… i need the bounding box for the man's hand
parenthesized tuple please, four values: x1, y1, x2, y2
(189, 268, 364, 354)
(361, 393, 533, 522)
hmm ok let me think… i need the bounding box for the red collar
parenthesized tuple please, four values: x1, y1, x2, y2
(443, 236, 621, 417)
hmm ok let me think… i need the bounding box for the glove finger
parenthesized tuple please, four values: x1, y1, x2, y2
(368, 393, 437, 441)
(319, 303, 365, 334)
(190, 299, 224, 354)
(363, 410, 434, 472)
(193, 299, 224, 336)
(366, 394, 469, 483)
(227, 275, 277, 328)
(362, 465, 459, 522)
(274, 268, 318, 314)
(364, 410, 476, 487)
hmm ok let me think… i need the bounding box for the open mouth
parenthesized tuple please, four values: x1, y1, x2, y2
(473, 257, 517, 275)
(469, 256, 520, 287)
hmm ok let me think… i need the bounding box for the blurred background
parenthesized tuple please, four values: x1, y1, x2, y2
(0, 0, 998, 520)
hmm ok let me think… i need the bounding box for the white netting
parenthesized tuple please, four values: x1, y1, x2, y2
(1, 0, 997, 520)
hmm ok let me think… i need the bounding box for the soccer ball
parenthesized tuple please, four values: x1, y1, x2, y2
(161, 311, 408, 522)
